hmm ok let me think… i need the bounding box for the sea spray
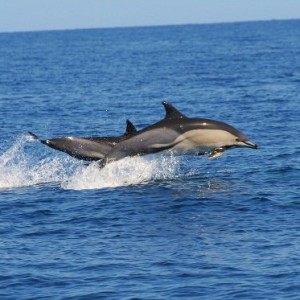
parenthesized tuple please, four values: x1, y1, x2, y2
(63, 154, 181, 190)
(0, 135, 31, 189)
(0, 136, 182, 190)
(0, 135, 78, 189)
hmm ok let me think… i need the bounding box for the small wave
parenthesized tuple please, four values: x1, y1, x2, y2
(0, 136, 181, 190)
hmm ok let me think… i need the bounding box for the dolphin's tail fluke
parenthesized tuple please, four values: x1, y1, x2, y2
(28, 131, 39, 140)
(28, 131, 48, 145)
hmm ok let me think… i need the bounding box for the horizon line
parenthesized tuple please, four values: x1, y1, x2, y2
(0, 17, 299, 35)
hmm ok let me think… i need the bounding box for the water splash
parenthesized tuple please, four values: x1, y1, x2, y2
(0, 136, 181, 190)
(0, 135, 32, 189)
(0, 135, 75, 189)
(63, 154, 180, 190)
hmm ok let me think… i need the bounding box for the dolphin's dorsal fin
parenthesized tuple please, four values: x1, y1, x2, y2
(162, 101, 186, 119)
(125, 119, 137, 135)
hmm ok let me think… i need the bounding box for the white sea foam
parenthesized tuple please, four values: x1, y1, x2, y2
(63, 154, 180, 190)
(0, 135, 181, 190)
(0, 135, 72, 189)
(0, 135, 31, 189)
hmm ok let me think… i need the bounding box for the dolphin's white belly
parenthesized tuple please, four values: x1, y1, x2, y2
(169, 129, 234, 155)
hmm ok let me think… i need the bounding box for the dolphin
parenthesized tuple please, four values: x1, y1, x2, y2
(101, 102, 257, 166)
(29, 120, 137, 161)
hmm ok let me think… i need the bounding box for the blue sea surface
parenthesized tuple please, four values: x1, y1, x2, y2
(0, 20, 300, 299)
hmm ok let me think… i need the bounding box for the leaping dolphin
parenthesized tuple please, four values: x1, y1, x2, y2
(102, 102, 257, 166)
(29, 120, 137, 161)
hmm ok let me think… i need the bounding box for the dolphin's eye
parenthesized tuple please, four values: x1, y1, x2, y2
(235, 138, 240, 142)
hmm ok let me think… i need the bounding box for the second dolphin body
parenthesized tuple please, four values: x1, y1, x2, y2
(29, 120, 137, 161)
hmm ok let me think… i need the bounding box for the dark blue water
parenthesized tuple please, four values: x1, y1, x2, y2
(0, 20, 300, 299)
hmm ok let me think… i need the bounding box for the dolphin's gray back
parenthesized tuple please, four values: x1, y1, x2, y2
(141, 117, 247, 140)
(42, 134, 132, 161)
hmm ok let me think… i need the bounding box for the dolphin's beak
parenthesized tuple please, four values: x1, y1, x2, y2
(243, 140, 258, 149)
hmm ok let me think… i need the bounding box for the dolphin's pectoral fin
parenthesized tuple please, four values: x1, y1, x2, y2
(208, 148, 225, 159)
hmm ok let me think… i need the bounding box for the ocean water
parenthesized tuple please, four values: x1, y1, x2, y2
(0, 20, 300, 299)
